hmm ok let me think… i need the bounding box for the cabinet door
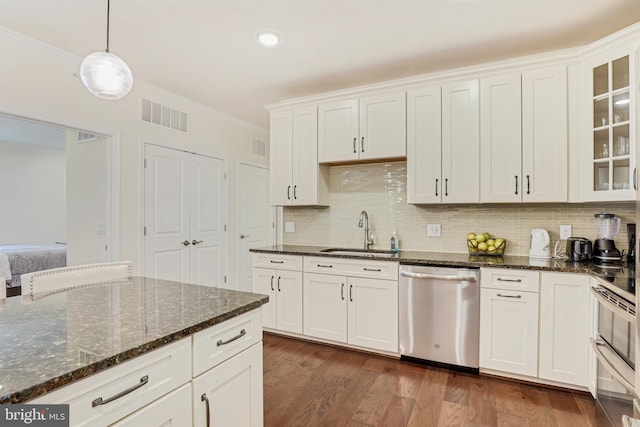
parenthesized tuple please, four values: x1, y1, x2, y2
(479, 288, 538, 377)
(269, 110, 293, 205)
(442, 80, 480, 203)
(303, 272, 347, 342)
(480, 73, 522, 202)
(292, 106, 326, 205)
(347, 277, 398, 353)
(581, 44, 636, 201)
(111, 384, 192, 427)
(252, 267, 277, 329)
(522, 65, 568, 202)
(407, 85, 442, 204)
(359, 91, 406, 160)
(276, 270, 303, 334)
(539, 273, 589, 386)
(193, 343, 263, 427)
(318, 99, 359, 163)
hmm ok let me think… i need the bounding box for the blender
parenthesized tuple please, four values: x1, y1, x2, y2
(592, 212, 622, 264)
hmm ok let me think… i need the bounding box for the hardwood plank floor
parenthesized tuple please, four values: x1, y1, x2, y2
(263, 333, 596, 427)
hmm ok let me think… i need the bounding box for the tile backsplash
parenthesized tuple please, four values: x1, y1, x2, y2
(283, 162, 637, 257)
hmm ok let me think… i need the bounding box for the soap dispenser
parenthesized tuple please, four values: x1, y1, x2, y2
(390, 230, 399, 253)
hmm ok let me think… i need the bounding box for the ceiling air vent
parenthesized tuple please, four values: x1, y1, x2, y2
(251, 138, 266, 157)
(77, 131, 97, 143)
(141, 98, 188, 133)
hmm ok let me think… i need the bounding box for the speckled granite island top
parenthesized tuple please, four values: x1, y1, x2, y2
(252, 244, 635, 299)
(0, 277, 268, 404)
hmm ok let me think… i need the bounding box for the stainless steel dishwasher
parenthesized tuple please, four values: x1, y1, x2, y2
(399, 265, 480, 371)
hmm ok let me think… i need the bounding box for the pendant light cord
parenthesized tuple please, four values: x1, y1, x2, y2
(106, 0, 110, 53)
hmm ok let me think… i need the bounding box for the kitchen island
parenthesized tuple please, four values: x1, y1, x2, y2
(0, 276, 268, 426)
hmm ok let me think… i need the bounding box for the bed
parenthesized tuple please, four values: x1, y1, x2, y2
(0, 244, 67, 294)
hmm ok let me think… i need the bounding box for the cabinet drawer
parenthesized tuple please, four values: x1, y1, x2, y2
(192, 308, 262, 377)
(110, 383, 192, 427)
(252, 253, 302, 271)
(481, 268, 539, 292)
(31, 339, 191, 427)
(304, 256, 398, 280)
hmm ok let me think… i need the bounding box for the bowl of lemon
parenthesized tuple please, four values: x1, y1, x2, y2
(467, 232, 506, 256)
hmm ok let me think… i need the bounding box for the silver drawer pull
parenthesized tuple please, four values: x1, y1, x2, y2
(217, 329, 246, 346)
(270, 260, 284, 264)
(317, 264, 333, 268)
(201, 393, 211, 427)
(363, 268, 381, 272)
(497, 278, 522, 283)
(497, 293, 522, 299)
(92, 375, 149, 407)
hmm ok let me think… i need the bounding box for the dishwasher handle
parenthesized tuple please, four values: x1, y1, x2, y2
(400, 270, 478, 282)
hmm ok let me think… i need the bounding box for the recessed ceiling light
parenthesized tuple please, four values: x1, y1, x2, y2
(257, 32, 280, 47)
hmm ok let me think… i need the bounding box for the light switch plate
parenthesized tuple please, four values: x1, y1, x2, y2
(560, 225, 572, 240)
(427, 224, 441, 237)
(285, 222, 295, 233)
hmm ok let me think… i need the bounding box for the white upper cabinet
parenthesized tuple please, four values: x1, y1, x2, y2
(407, 80, 479, 204)
(480, 66, 568, 203)
(318, 91, 406, 163)
(441, 80, 480, 203)
(581, 42, 637, 201)
(269, 106, 329, 206)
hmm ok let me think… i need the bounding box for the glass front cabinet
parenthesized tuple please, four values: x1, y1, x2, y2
(582, 44, 637, 201)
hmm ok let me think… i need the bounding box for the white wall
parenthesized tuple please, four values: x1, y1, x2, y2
(0, 139, 66, 244)
(0, 27, 269, 285)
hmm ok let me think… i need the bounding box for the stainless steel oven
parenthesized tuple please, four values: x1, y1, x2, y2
(592, 282, 638, 427)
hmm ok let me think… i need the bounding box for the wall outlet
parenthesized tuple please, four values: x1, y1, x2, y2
(285, 222, 295, 233)
(427, 224, 441, 237)
(560, 225, 572, 240)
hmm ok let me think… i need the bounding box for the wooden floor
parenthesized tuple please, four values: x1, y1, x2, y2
(263, 333, 597, 427)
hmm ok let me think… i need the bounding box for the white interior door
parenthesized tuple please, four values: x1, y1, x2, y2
(190, 155, 226, 287)
(237, 163, 274, 292)
(144, 144, 190, 282)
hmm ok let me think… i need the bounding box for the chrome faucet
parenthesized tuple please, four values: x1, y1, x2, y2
(358, 210, 374, 250)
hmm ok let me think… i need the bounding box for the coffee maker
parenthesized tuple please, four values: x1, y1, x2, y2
(592, 212, 622, 264)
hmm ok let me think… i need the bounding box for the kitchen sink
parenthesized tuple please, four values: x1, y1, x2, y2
(320, 248, 398, 258)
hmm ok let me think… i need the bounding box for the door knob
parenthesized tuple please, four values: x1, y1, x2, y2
(240, 234, 250, 239)
(192, 240, 203, 245)
(182, 240, 191, 246)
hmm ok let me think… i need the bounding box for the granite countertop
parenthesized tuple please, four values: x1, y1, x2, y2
(0, 277, 268, 404)
(251, 244, 635, 300)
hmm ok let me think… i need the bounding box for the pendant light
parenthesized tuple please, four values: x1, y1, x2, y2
(80, 0, 133, 100)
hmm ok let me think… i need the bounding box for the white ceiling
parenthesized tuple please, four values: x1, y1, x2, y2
(0, 0, 639, 129)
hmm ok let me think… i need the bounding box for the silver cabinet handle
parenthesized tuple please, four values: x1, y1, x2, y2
(435, 178, 439, 196)
(192, 240, 203, 245)
(217, 329, 246, 346)
(341, 283, 345, 300)
(445, 178, 448, 196)
(353, 137, 357, 153)
(287, 185, 291, 200)
(92, 375, 149, 407)
(497, 277, 522, 283)
(182, 240, 191, 246)
(634, 167, 637, 191)
(515, 176, 518, 195)
(201, 393, 211, 427)
(270, 260, 284, 264)
(293, 185, 297, 199)
(277, 276, 281, 292)
(349, 284, 353, 302)
(240, 234, 250, 239)
(363, 268, 381, 272)
(526, 175, 531, 194)
(361, 136, 365, 152)
(270, 276, 274, 291)
(497, 293, 522, 299)
(317, 264, 333, 268)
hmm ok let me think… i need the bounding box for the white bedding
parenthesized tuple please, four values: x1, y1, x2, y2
(0, 251, 10, 283)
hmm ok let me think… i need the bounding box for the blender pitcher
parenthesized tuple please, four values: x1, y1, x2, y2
(593, 213, 622, 263)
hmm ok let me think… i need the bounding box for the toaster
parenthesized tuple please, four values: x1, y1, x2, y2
(566, 237, 592, 262)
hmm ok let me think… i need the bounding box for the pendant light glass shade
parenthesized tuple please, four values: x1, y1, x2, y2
(80, 51, 133, 99)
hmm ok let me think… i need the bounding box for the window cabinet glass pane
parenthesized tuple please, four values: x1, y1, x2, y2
(613, 125, 630, 157)
(613, 91, 630, 123)
(594, 129, 609, 159)
(612, 159, 630, 190)
(594, 63, 609, 96)
(613, 56, 629, 91)
(594, 162, 609, 191)
(594, 97, 609, 128)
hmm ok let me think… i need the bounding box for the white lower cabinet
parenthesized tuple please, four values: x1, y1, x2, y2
(111, 383, 192, 427)
(538, 272, 590, 387)
(192, 343, 263, 427)
(479, 287, 539, 377)
(303, 259, 398, 353)
(252, 267, 302, 333)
